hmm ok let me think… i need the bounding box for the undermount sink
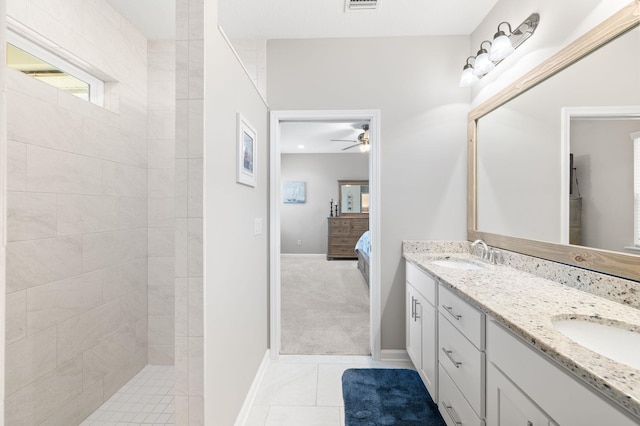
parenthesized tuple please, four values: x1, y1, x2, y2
(431, 259, 484, 270)
(552, 318, 640, 370)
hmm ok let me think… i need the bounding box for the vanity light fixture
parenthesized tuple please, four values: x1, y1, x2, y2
(459, 13, 540, 87)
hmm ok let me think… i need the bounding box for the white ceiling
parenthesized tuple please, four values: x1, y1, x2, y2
(105, 0, 497, 41)
(105, 0, 175, 40)
(219, 0, 498, 40)
(280, 121, 371, 154)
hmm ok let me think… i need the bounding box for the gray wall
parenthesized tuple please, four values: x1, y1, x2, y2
(281, 153, 368, 254)
(203, 20, 270, 426)
(572, 119, 640, 252)
(268, 36, 470, 350)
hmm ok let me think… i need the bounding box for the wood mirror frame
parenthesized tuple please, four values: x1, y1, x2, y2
(467, 1, 640, 282)
(338, 179, 369, 217)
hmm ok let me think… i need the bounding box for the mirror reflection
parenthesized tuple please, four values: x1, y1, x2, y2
(476, 26, 640, 254)
(339, 180, 369, 215)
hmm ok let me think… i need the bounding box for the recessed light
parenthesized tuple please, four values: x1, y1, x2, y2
(297, 145, 305, 149)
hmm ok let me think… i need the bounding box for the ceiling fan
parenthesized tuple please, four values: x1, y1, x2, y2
(331, 124, 370, 151)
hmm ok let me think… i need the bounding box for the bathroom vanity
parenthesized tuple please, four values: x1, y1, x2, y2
(404, 243, 640, 426)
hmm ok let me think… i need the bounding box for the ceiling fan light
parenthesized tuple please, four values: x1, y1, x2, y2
(459, 64, 479, 87)
(360, 143, 370, 153)
(473, 49, 495, 76)
(489, 32, 515, 61)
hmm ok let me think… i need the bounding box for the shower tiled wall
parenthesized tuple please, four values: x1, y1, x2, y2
(4, 0, 149, 424)
(175, 0, 205, 424)
(147, 40, 177, 365)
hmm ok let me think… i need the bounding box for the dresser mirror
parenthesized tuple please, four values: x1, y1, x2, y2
(339, 180, 369, 216)
(468, 2, 640, 282)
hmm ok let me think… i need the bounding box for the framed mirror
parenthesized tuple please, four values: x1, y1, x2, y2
(339, 180, 369, 216)
(468, 2, 640, 282)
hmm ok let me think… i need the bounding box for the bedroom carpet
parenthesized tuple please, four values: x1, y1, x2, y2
(342, 368, 445, 426)
(281, 254, 370, 355)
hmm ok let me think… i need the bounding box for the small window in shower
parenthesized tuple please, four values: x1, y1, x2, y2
(6, 31, 104, 106)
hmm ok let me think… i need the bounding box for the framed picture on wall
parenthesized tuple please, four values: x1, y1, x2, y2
(283, 181, 306, 204)
(237, 113, 257, 187)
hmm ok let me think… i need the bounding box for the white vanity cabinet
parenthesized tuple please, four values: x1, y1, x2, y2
(486, 319, 638, 426)
(405, 262, 438, 400)
(438, 284, 485, 426)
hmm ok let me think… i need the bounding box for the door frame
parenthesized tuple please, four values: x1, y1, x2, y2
(269, 109, 381, 360)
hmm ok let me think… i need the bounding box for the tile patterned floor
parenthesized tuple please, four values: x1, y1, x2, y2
(80, 365, 175, 426)
(243, 355, 414, 426)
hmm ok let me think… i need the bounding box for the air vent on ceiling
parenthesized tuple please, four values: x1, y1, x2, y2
(345, 0, 379, 11)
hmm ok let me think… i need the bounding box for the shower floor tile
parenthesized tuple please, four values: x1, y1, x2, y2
(81, 365, 175, 426)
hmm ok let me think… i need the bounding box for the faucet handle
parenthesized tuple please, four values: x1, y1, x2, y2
(487, 248, 502, 265)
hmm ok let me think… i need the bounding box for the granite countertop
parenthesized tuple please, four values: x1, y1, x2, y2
(403, 251, 640, 420)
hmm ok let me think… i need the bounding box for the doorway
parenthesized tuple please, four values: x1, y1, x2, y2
(270, 110, 381, 359)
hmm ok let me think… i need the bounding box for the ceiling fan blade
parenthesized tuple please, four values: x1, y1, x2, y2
(331, 139, 357, 142)
(341, 143, 361, 151)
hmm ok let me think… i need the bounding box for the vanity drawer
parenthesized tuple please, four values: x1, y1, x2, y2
(439, 364, 484, 426)
(406, 262, 437, 305)
(439, 313, 485, 417)
(439, 284, 484, 349)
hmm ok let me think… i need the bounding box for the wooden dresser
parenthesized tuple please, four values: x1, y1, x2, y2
(327, 217, 369, 260)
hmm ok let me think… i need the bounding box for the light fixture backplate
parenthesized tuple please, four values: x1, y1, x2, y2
(509, 13, 540, 50)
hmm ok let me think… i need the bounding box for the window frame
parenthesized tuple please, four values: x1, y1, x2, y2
(7, 30, 104, 106)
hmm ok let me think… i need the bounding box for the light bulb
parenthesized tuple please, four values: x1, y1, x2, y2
(489, 32, 514, 61)
(459, 65, 479, 88)
(473, 50, 495, 76)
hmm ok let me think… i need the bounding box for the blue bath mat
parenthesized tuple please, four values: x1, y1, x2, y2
(342, 368, 445, 426)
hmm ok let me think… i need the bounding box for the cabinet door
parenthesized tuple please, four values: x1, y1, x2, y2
(421, 298, 437, 400)
(486, 362, 554, 426)
(407, 286, 422, 369)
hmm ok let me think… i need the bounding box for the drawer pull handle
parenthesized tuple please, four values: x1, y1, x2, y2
(443, 305, 462, 320)
(411, 297, 416, 319)
(414, 300, 421, 321)
(442, 348, 462, 368)
(443, 403, 462, 426)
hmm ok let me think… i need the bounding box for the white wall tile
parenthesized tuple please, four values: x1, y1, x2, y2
(103, 348, 146, 400)
(6, 290, 27, 344)
(57, 194, 119, 236)
(188, 278, 203, 337)
(188, 99, 204, 158)
(188, 0, 204, 40)
(102, 161, 147, 198)
(188, 396, 205, 426)
(148, 198, 174, 228)
(175, 0, 189, 41)
(187, 218, 203, 277)
(119, 196, 148, 230)
(175, 278, 189, 337)
(57, 300, 121, 364)
(40, 379, 103, 426)
(148, 315, 174, 346)
(7, 191, 57, 241)
(5, 326, 57, 396)
(175, 219, 189, 277)
(7, 140, 27, 191)
(148, 84, 176, 112)
(6, 235, 83, 292)
(148, 168, 175, 198)
(175, 99, 189, 157)
(27, 145, 102, 195)
(175, 337, 189, 396)
(148, 256, 175, 287)
(26, 270, 103, 334)
(187, 159, 203, 218)
(4, 356, 83, 426)
(148, 284, 174, 316)
(148, 139, 176, 169)
(83, 118, 146, 167)
(188, 338, 203, 396)
(8, 89, 83, 153)
(149, 228, 175, 257)
(148, 344, 175, 365)
(82, 229, 147, 272)
(82, 324, 137, 388)
(175, 159, 188, 217)
(102, 258, 147, 302)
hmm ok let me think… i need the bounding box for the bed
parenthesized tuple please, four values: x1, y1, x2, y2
(355, 230, 370, 286)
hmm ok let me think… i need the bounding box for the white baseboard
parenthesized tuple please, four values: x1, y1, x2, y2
(380, 349, 410, 362)
(234, 349, 271, 426)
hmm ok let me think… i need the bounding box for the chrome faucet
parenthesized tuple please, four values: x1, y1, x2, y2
(470, 239, 502, 264)
(470, 239, 489, 260)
